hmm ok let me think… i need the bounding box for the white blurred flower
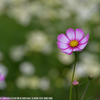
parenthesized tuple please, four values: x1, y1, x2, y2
(41, 42, 53, 55)
(9, 45, 28, 62)
(79, 52, 100, 77)
(67, 52, 100, 81)
(0, 0, 6, 15)
(0, 81, 6, 90)
(8, 5, 31, 26)
(16, 76, 28, 89)
(26, 31, 52, 54)
(28, 76, 40, 90)
(0, 64, 8, 76)
(19, 62, 35, 76)
(0, 0, 99, 26)
(58, 52, 74, 65)
(39, 77, 50, 91)
(79, 52, 99, 64)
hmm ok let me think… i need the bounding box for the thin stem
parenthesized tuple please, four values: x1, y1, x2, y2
(69, 52, 77, 100)
(76, 88, 78, 100)
(81, 80, 90, 100)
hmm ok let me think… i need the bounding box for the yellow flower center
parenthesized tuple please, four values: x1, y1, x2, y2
(70, 40, 78, 47)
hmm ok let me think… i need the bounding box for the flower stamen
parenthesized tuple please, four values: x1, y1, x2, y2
(70, 40, 78, 47)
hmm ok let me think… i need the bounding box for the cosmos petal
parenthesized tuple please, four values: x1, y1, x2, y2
(66, 28, 75, 41)
(61, 47, 73, 55)
(79, 34, 89, 44)
(75, 28, 84, 41)
(77, 42, 88, 50)
(57, 41, 70, 50)
(57, 34, 70, 44)
(73, 47, 82, 51)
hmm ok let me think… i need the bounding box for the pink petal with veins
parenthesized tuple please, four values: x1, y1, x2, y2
(57, 34, 70, 44)
(66, 28, 75, 41)
(61, 47, 73, 55)
(57, 41, 70, 50)
(77, 42, 88, 50)
(75, 28, 84, 41)
(79, 34, 89, 44)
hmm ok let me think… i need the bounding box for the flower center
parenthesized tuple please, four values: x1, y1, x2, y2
(70, 40, 78, 47)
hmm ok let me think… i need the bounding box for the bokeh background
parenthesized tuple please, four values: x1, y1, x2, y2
(0, 0, 100, 100)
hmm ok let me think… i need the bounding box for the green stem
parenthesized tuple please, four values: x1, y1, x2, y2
(69, 52, 77, 100)
(76, 88, 78, 100)
(81, 80, 90, 100)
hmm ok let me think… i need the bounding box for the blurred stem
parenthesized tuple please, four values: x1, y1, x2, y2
(81, 80, 90, 100)
(69, 52, 77, 100)
(76, 88, 78, 100)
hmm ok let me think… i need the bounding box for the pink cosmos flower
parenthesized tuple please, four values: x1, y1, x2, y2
(57, 28, 89, 55)
(72, 81, 79, 86)
(0, 73, 5, 81)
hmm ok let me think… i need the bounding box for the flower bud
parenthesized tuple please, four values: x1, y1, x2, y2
(72, 81, 79, 88)
(88, 75, 94, 80)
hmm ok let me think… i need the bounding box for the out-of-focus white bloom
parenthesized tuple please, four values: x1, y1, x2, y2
(19, 62, 35, 76)
(67, 70, 77, 81)
(39, 77, 50, 91)
(79, 52, 99, 64)
(0, 51, 4, 61)
(0, 64, 8, 76)
(76, 5, 96, 21)
(0, 0, 6, 15)
(8, 5, 31, 26)
(67, 52, 100, 81)
(16, 76, 28, 89)
(49, 68, 59, 79)
(28, 76, 40, 90)
(8, 0, 28, 4)
(0, 0, 99, 26)
(41, 42, 53, 55)
(86, 63, 100, 77)
(10, 45, 28, 62)
(26, 31, 52, 55)
(0, 81, 6, 90)
(42, 0, 62, 6)
(58, 52, 74, 65)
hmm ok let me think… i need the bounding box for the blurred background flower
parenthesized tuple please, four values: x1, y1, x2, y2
(0, 0, 100, 99)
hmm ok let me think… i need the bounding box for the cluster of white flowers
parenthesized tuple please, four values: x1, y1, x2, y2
(0, 0, 99, 26)
(26, 31, 53, 54)
(9, 31, 53, 62)
(58, 52, 74, 65)
(66, 52, 100, 81)
(9, 45, 28, 62)
(19, 62, 35, 76)
(16, 75, 50, 91)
